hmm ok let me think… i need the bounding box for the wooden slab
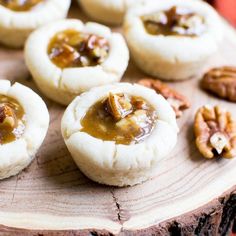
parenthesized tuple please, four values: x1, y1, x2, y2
(0, 4, 235, 235)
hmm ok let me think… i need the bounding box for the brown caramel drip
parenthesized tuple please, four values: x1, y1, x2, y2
(142, 6, 206, 37)
(0, 0, 43, 11)
(48, 29, 110, 69)
(81, 93, 157, 145)
(0, 95, 25, 145)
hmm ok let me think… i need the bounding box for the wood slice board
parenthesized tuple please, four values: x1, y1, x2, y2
(0, 4, 235, 236)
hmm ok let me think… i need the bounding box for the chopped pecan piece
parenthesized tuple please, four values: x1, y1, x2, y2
(106, 93, 133, 121)
(194, 105, 236, 159)
(0, 104, 17, 128)
(50, 43, 80, 68)
(201, 66, 236, 102)
(142, 6, 206, 37)
(48, 30, 109, 68)
(138, 78, 190, 118)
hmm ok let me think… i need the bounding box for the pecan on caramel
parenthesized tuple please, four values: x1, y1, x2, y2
(141, 6, 206, 37)
(48, 30, 109, 69)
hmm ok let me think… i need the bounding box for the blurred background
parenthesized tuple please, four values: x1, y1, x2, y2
(205, 0, 236, 27)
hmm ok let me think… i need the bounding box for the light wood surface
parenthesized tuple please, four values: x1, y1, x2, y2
(0, 3, 235, 235)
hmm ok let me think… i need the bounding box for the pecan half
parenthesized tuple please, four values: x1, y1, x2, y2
(201, 66, 236, 102)
(194, 105, 236, 159)
(138, 78, 190, 118)
(106, 93, 133, 121)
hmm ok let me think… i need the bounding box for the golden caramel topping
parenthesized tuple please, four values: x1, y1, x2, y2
(0, 95, 25, 145)
(81, 93, 157, 145)
(0, 0, 43, 11)
(142, 6, 206, 37)
(48, 30, 110, 69)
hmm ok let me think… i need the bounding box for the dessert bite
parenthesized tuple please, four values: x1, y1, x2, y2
(0, 0, 71, 47)
(61, 83, 178, 186)
(0, 80, 49, 179)
(124, 0, 223, 80)
(25, 19, 129, 105)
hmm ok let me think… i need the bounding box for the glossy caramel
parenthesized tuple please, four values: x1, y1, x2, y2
(0, 0, 43, 12)
(142, 6, 206, 37)
(81, 94, 157, 145)
(48, 29, 109, 69)
(0, 95, 25, 144)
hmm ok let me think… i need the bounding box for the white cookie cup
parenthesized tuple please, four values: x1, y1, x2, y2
(0, 0, 71, 48)
(78, 0, 148, 25)
(79, 0, 125, 25)
(0, 80, 49, 179)
(124, 0, 223, 80)
(24, 19, 129, 105)
(61, 83, 178, 186)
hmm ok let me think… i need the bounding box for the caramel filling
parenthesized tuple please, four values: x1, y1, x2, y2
(81, 93, 157, 145)
(0, 95, 25, 145)
(48, 30, 110, 69)
(142, 6, 206, 37)
(0, 0, 43, 11)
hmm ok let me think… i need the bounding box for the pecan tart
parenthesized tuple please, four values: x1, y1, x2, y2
(0, 80, 49, 179)
(124, 0, 223, 80)
(0, 0, 70, 47)
(24, 19, 129, 105)
(61, 83, 178, 186)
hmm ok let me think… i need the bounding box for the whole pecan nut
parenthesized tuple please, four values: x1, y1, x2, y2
(138, 78, 190, 118)
(201, 66, 236, 102)
(194, 105, 236, 159)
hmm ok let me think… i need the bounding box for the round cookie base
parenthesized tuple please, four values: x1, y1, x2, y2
(32, 78, 76, 106)
(62, 83, 178, 187)
(0, 27, 32, 48)
(123, 0, 224, 81)
(0, 81, 50, 180)
(78, 166, 161, 187)
(0, 154, 32, 180)
(78, 0, 124, 25)
(129, 46, 211, 80)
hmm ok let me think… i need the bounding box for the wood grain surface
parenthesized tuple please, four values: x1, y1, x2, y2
(0, 3, 235, 235)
